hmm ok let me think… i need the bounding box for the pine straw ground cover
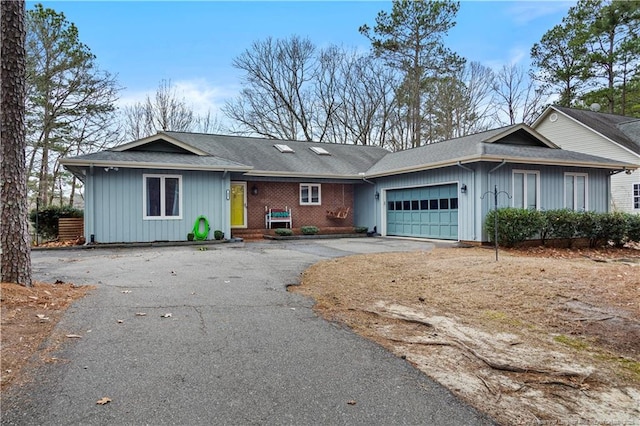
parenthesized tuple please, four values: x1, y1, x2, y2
(1, 281, 92, 392)
(290, 246, 640, 425)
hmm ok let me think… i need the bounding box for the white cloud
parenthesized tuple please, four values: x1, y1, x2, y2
(117, 78, 239, 119)
(505, 1, 576, 26)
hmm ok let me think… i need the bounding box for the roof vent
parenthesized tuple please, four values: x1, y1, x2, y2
(274, 144, 294, 153)
(310, 146, 330, 155)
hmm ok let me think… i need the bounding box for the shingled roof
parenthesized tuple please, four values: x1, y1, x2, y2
(61, 125, 636, 180)
(62, 132, 390, 179)
(364, 124, 631, 177)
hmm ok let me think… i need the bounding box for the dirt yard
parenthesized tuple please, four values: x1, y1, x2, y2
(291, 246, 640, 425)
(2, 245, 639, 424)
(1, 281, 92, 391)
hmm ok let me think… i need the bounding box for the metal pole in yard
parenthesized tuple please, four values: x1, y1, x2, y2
(494, 185, 498, 262)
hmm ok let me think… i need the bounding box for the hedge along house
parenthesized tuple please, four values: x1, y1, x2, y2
(357, 124, 637, 243)
(61, 125, 636, 244)
(532, 105, 640, 214)
(60, 132, 388, 243)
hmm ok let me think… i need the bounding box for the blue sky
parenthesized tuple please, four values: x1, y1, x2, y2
(32, 1, 576, 118)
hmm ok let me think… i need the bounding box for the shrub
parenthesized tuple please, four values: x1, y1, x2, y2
(487, 208, 640, 248)
(213, 230, 224, 240)
(275, 228, 293, 236)
(575, 211, 603, 247)
(30, 205, 83, 239)
(600, 212, 628, 247)
(484, 208, 544, 247)
(626, 214, 640, 243)
(354, 226, 368, 234)
(300, 225, 319, 235)
(541, 209, 579, 246)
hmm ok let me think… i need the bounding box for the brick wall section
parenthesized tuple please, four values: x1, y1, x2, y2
(245, 181, 354, 229)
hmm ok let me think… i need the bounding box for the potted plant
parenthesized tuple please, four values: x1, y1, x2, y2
(214, 230, 224, 240)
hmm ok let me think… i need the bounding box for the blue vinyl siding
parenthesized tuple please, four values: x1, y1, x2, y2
(86, 168, 229, 243)
(366, 163, 611, 243)
(353, 183, 377, 230)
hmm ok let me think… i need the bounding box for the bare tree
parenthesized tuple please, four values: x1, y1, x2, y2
(492, 64, 547, 125)
(224, 36, 316, 141)
(123, 79, 220, 140)
(1, 0, 33, 286)
(315, 48, 398, 146)
(428, 62, 496, 141)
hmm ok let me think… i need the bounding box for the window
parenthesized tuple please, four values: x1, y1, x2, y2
(634, 183, 640, 210)
(300, 183, 321, 205)
(143, 174, 182, 219)
(564, 173, 588, 211)
(513, 170, 539, 210)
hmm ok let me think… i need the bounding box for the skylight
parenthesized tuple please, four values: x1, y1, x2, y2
(310, 146, 331, 155)
(274, 144, 294, 153)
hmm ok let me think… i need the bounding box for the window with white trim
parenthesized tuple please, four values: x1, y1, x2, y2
(634, 183, 640, 210)
(143, 174, 182, 219)
(300, 183, 321, 205)
(512, 170, 539, 210)
(564, 173, 588, 211)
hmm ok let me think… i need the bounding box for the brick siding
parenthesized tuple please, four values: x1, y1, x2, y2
(245, 181, 354, 229)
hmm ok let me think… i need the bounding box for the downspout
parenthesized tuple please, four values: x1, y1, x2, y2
(360, 173, 378, 234)
(457, 161, 476, 241)
(609, 169, 627, 212)
(487, 160, 508, 202)
(222, 169, 228, 239)
(488, 160, 507, 175)
(87, 164, 95, 245)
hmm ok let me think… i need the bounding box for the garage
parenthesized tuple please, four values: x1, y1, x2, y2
(386, 184, 458, 240)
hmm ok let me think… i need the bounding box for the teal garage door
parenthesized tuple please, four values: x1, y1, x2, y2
(386, 184, 458, 239)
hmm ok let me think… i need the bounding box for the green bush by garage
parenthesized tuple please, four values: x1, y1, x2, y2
(485, 208, 640, 248)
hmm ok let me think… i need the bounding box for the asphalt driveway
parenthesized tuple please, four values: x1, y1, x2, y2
(2, 238, 493, 425)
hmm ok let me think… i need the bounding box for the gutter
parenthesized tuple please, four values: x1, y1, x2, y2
(358, 172, 375, 186)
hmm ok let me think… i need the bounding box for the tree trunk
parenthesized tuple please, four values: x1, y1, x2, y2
(1, 0, 33, 286)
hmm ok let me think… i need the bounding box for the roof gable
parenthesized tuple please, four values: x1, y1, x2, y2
(128, 139, 196, 154)
(534, 105, 640, 156)
(112, 133, 209, 156)
(484, 123, 558, 148)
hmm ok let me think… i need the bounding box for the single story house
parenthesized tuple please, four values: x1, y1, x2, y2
(532, 105, 640, 213)
(61, 124, 636, 244)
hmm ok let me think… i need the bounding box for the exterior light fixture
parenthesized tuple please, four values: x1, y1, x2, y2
(251, 184, 258, 196)
(460, 184, 467, 193)
(375, 191, 380, 200)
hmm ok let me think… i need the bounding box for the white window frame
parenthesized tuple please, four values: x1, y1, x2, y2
(143, 174, 183, 220)
(512, 170, 540, 210)
(564, 172, 589, 211)
(299, 183, 321, 205)
(634, 183, 640, 210)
